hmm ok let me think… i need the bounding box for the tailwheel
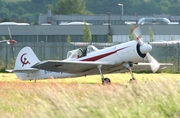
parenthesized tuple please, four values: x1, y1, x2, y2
(103, 78, 111, 85)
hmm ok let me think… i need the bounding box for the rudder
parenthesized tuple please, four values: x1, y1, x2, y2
(14, 47, 40, 70)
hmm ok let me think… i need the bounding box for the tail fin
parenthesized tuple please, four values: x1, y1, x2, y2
(14, 47, 40, 80)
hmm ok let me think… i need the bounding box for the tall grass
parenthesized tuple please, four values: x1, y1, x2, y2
(1, 77, 180, 118)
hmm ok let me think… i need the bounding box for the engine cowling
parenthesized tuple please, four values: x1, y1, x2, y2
(116, 41, 152, 63)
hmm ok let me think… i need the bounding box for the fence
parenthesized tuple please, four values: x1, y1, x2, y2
(0, 42, 179, 72)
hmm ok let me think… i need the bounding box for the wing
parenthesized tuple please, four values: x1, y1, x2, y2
(132, 63, 173, 72)
(31, 60, 114, 73)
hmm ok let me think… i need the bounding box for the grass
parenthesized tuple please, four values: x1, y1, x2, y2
(0, 73, 180, 117)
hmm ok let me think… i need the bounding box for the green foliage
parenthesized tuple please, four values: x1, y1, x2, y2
(31, 0, 42, 4)
(54, 0, 92, 14)
(107, 35, 112, 43)
(0, 0, 5, 10)
(129, 24, 135, 41)
(20, 13, 36, 23)
(159, 0, 171, 14)
(33, 21, 39, 25)
(148, 27, 154, 42)
(1, 17, 11, 22)
(2, 36, 6, 41)
(83, 22, 92, 42)
(169, 3, 180, 15)
(66, 35, 71, 43)
(1, 0, 180, 23)
(170, 35, 174, 41)
(136, 0, 161, 15)
(16, 6, 26, 15)
(6, 0, 30, 2)
(10, 13, 20, 18)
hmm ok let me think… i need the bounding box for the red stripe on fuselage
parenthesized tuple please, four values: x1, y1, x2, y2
(80, 46, 129, 61)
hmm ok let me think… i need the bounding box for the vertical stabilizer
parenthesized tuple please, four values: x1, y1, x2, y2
(14, 47, 40, 80)
(15, 47, 40, 70)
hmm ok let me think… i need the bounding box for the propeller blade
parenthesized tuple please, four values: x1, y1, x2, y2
(8, 27, 12, 39)
(131, 25, 144, 46)
(146, 53, 160, 73)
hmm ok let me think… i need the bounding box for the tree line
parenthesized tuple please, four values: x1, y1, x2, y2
(0, 0, 180, 24)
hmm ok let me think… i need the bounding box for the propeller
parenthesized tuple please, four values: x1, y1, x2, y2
(131, 25, 160, 73)
(7, 27, 17, 45)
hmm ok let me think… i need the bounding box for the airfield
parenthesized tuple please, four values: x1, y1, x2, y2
(0, 73, 180, 83)
(0, 73, 180, 117)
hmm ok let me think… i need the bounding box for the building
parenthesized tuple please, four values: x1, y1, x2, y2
(0, 13, 180, 43)
(39, 10, 180, 25)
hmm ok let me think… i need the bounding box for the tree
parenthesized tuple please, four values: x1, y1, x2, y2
(66, 35, 71, 43)
(1, 17, 11, 22)
(159, 0, 171, 14)
(31, 0, 42, 4)
(170, 35, 174, 41)
(54, 0, 92, 14)
(0, 11, 10, 18)
(129, 24, 135, 41)
(83, 22, 92, 42)
(10, 13, 19, 19)
(169, 4, 180, 15)
(1, 36, 6, 41)
(20, 14, 35, 23)
(0, 0, 5, 10)
(136, 0, 161, 15)
(107, 35, 112, 43)
(148, 27, 154, 42)
(16, 6, 26, 16)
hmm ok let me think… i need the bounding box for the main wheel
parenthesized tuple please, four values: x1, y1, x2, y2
(103, 78, 111, 84)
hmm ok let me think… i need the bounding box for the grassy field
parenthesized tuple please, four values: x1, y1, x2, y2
(0, 73, 180, 118)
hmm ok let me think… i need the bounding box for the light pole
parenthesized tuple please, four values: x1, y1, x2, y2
(118, 3, 123, 15)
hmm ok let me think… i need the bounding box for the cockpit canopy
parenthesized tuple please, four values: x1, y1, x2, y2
(66, 45, 99, 60)
(86, 45, 99, 54)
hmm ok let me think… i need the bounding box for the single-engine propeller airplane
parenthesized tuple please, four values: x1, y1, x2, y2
(0, 27, 17, 45)
(10, 26, 172, 84)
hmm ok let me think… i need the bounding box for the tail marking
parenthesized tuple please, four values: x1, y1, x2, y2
(21, 53, 30, 66)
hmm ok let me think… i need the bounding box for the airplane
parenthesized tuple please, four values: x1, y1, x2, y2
(10, 26, 172, 84)
(0, 27, 17, 45)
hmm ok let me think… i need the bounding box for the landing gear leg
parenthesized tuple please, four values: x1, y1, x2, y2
(97, 65, 111, 85)
(97, 65, 105, 84)
(128, 68, 136, 81)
